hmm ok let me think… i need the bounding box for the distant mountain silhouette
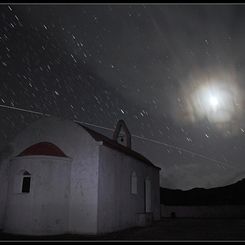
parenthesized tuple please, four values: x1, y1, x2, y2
(160, 178, 245, 206)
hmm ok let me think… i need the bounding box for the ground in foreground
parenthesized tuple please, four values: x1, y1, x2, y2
(1, 218, 245, 241)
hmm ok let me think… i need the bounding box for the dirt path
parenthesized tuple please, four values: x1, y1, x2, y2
(1, 218, 245, 241)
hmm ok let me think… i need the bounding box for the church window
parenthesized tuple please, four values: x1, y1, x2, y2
(131, 171, 137, 194)
(22, 171, 31, 193)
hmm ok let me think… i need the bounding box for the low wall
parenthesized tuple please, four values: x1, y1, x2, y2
(161, 204, 245, 218)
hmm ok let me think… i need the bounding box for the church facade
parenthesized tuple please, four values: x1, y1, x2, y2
(0, 116, 160, 236)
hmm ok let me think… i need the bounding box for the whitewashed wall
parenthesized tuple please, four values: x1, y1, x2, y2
(0, 116, 100, 235)
(0, 116, 160, 236)
(97, 145, 160, 234)
(4, 156, 71, 235)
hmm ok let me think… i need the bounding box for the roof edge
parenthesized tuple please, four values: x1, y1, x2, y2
(77, 122, 161, 170)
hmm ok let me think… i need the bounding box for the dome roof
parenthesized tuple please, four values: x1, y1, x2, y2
(17, 142, 67, 157)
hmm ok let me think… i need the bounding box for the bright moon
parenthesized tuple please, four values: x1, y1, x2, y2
(192, 84, 233, 123)
(209, 95, 219, 109)
(184, 77, 241, 125)
(172, 71, 244, 136)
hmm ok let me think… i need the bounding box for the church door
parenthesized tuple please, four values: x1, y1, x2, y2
(144, 178, 151, 213)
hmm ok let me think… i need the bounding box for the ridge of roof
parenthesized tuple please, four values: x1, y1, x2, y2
(76, 122, 160, 170)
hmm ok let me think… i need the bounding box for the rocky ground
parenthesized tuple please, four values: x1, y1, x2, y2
(1, 218, 245, 241)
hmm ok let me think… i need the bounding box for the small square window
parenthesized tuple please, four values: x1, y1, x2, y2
(22, 176, 31, 193)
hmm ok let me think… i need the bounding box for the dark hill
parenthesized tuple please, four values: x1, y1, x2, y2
(160, 178, 245, 206)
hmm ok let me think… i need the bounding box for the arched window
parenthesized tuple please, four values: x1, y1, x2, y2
(21, 171, 31, 193)
(131, 171, 137, 194)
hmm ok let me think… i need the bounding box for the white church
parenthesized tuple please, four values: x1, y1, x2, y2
(0, 116, 160, 236)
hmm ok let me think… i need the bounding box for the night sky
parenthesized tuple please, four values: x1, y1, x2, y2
(2, 4, 245, 190)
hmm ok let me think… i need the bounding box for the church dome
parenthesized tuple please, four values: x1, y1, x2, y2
(17, 142, 67, 157)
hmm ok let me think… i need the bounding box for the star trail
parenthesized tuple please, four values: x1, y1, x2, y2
(1, 4, 245, 190)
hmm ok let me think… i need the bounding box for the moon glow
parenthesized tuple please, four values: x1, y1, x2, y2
(191, 82, 236, 123)
(209, 96, 219, 110)
(174, 72, 244, 136)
